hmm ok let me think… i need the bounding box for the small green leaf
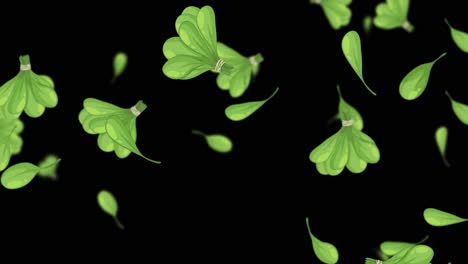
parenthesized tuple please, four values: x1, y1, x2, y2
(373, 0, 414, 32)
(435, 126, 450, 167)
(225, 87, 278, 121)
(399, 52, 446, 100)
(37, 154, 60, 180)
(445, 18, 468, 53)
(363, 15, 373, 34)
(305, 217, 339, 264)
(97, 189, 124, 230)
(1, 162, 41, 189)
(446, 91, 468, 125)
(112, 51, 128, 82)
(342, 31, 376, 96)
(423, 208, 468, 226)
(192, 129, 233, 153)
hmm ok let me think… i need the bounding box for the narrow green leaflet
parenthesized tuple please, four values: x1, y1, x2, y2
(445, 19, 468, 53)
(373, 0, 414, 32)
(225, 87, 279, 121)
(97, 189, 124, 230)
(423, 208, 468, 226)
(435, 126, 450, 167)
(1, 158, 61, 190)
(305, 217, 339, 264)
(112, 51, 128, 83)
(78, 98, 161, 164)
(162, 5, 233, 80)
(446, 91, 468, 125)
(399, 52, 446, 100)
(309, 116, 379, 176)
(342, 31, 376, 96)
(192, 129, 233, 153)
(216, 42, 263, 98)
(37, 154, 60, 180)
(310, 0, 352, 30)
(0, 118, 23, 171)
(0, 54, 58, 118)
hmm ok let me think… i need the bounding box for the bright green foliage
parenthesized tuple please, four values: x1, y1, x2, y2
(162, 6, 233, 80)
(216, 42, 263, 98)
(78, 98, 161, 164)
(112, 51, 128, 83)
(342, 31, 377, 96)
(97, 189, 124, 230)
(399, 52, 446, 100)
(310, 0, 352, 30)
(435, 126, 449, 167)
(0, 55, 58, 118)
(445, 18, 468, 53)
(1, 158, 61, 189)
(305, 217, 339, 264)
(192, 129, 233, 153)
(0, 117, 23, 171)
(373, 0, 414, 32)
(225, 87, 278, 121)
(446, 91, 468, 125)
(423, 208, 468, 227)
(37, 154, 60, 180)
(309, 89, 379, 175)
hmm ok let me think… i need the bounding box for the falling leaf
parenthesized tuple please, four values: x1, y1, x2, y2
(435, 126, 450, 167)
(342, 31, 376, 96)
(446, 91, 468, 125)
(305, 217, 339, 264)
(37, 154, 60, 180)
(225, 87, 279, 121)
(192, 129, 233, 153)
(399, 52, 446, 100)
(423, 208, 468, 226)
(445, 18, 468, 53)
(97, 189, 124, 230)
(112, 51, 128, 83)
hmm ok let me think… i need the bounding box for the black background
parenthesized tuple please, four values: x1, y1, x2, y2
(1, 0, 467, 262)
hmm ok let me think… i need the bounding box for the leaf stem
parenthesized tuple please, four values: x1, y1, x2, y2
(433, 52, 447, 64)
(114, 216, 125, 230)
(191, 129, 206, 137)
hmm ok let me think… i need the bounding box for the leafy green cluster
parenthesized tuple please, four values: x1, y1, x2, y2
(0, 55, 60, 189)
(78, 98, 160, 164)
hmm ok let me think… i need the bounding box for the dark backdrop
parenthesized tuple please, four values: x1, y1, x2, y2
(1, 0, 467, 262)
